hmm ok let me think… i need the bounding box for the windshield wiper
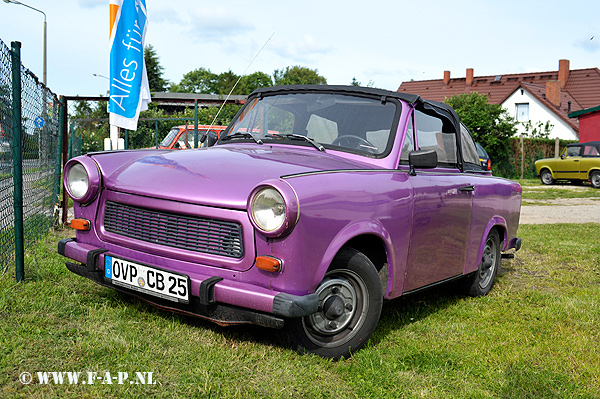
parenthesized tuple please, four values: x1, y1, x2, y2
(220, 132, 263, 145)
(283, 134, 325, 152)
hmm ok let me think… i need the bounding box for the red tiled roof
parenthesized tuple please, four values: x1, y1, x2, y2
(517, 83, 580, 131)
(397, 65, 600, 134)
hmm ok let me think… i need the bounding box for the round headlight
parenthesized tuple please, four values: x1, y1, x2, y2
(251, 188, 286, 232)
(67, 163, 89, 199)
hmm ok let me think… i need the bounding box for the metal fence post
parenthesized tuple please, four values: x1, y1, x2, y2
(11, 41, 24, 282)
(67, 122, 72, 159)
(54, 97, 65, 224)
(194, 99, 198, 148)
(155, 120, 159, 148)
(61, 99, 69, 225)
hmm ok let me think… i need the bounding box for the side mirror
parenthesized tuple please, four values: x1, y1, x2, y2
(409, 149, 437, 176)
(205, 132, 218, 147)
(560, 154, 566, 159)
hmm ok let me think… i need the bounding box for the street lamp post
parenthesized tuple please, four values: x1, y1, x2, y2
(4, 0, 47, 163)
(3, 0, 46, 86)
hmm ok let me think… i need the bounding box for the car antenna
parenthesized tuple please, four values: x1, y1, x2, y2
(202, 32, 275, 143)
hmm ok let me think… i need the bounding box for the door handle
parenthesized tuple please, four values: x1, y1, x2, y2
(459, 185, 475, 192)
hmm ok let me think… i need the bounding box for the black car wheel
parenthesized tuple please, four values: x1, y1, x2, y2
(540, 169, 555, 185)
(285, 248, 383, 360)
(464, 229, 501, 297)
(591, 171, 600, 189)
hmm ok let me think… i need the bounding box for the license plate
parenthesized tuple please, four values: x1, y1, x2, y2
(104, 255, 190, 303)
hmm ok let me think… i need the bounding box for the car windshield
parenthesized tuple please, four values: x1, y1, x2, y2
(160, 128, 180, 147)
(222, 92, 399, 156)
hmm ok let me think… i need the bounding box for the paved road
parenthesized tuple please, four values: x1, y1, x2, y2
(520, 184, 600, 224)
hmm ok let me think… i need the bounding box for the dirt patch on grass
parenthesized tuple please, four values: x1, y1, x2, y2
(520, 185, 600, 224)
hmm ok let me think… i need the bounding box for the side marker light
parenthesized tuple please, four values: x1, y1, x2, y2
(70, 218, 91, 231)
(255, 256, 282, 272)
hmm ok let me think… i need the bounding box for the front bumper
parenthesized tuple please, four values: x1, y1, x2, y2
(58, 238, 318, 329)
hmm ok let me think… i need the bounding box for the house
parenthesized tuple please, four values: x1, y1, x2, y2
(568, 105, 600, 142)
(397, 60, 600, 141)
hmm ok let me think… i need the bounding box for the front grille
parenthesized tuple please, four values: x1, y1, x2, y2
(104, 201, 243, 258)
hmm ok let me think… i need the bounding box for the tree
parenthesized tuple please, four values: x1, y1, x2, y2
(273, 66, 327, 86)
(144, 44, 168, 92)
(239, 72, 273, 94)
(71, 100, 109, 153)
(521, 120, 554, 139)
(444, 92, 517, 168)
(350, 77, 375, 87)
(170, 67, 218, 94)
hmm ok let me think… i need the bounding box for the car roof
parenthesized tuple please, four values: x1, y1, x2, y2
(567, 141, 600, 147)
(250, 84, 446, 110)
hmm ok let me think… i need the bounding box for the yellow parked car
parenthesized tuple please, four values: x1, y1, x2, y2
(534, 141, 600, 188)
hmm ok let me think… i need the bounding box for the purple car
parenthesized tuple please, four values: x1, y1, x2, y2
(59, 85, 522, 359)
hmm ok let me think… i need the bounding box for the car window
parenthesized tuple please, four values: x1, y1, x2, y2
(583, 145, 600, 157)
(460, 124, 480, 166)
(224, 93, 398, 157)
(400, 116, 414, 163)
(565, 146, 580, 157)
(415, 109, 457, 166)
(160, 128, 180, 147)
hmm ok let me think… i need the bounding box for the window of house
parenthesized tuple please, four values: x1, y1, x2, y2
(516, 103, 529, 122)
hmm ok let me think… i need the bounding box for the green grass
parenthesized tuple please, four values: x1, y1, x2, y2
(518, 179, 600, 201)
(1, 224, 600, 398)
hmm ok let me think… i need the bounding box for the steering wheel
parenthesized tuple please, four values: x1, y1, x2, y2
(331, 135, 377, 153)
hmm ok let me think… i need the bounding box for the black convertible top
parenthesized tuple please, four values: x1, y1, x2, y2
(250, 84, 461, 126)
(251, 84, 425, 107)
(567, 141, 600, 148)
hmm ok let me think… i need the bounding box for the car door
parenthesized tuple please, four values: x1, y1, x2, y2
(403, 108, 473, 292)
(555, 146, 582, 180)
(580, 144, 600, 178)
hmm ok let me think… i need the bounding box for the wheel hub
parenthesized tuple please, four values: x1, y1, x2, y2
(306, 276, 357, 335)
(323, 295, 345, 320)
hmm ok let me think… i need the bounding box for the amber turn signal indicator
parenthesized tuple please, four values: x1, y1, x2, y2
(255, 256, 282, 272)
(70, 218, 91, 231)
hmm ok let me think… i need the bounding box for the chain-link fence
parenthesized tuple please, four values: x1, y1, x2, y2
(1, 39, 62, 277)
(65, 93, 246, 157)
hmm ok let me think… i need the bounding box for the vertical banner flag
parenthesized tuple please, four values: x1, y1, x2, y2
(109, 0, 150, 131)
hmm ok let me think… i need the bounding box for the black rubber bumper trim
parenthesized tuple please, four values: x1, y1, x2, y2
(514, 237, 522, 251)
(65, 261, 284, 329)
(57, 238, 74, 256)
(86, 248, 108, 272)
(272, 292, 319, 318)
(199, 276, 223, 306)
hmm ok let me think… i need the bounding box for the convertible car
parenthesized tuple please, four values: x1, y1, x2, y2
(535, 141, 600, 188)
(59, 85, 522, 359)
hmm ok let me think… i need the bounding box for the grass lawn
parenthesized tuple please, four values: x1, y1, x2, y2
(1, 223, 599, 398)
(518, 179, 600, 201)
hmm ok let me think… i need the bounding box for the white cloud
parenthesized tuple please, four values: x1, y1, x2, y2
(185, 7, 254, 42)
(574, 37, 600, 53)
(77, 0, 104, 9)
(269, 34, 332, 64)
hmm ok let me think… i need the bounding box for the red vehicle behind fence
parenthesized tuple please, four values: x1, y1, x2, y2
(158, 125, 228, 149)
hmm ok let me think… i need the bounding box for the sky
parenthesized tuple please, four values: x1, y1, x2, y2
(0, 0, 598, 97)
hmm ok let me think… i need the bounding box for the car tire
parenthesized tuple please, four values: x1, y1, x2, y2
(591, 171, 600, 189)
(464, 229, 501, 297)
(284, 248, 383, 360)
(540, 169, 554, 185)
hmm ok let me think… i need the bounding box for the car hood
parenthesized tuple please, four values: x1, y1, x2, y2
(92, 144, 377, 210)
